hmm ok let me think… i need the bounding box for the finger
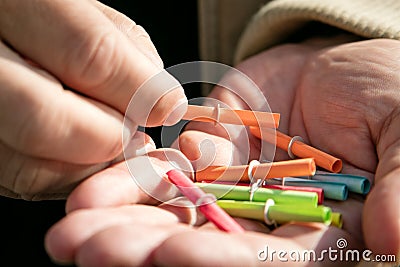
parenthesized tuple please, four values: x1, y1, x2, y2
(176, 129, 258, 171)
(0, 0, 186, 126)
(66, 132, 157, 211)
(161, 198, 271, 232)
(0, 40, 137, 163)
(158, 197, 208, 227)
(0, 140, 109, 200)
(151, 230, 298, 267)
(324, 198, 364, 243)
(152, 224, 361, 267)
(198, 218, 271, 234)
(65, 161, 153, 213)
(93, 1, 163, 68)
(111, 130, 156, 163)
(45, 205, 186, 265)
(183, 81, 278, 163)
(271, 223, 364, 262)
(76, 224, 191, 267)
(66, 148, 193, 212)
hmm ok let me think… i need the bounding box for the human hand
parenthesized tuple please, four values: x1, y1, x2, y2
(178, 38, 400, 255)
(44, 38, 399, 266)
(0, 0, 187, 199)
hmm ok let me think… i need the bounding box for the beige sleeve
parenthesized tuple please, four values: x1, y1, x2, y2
(235, 0, 400, 63)
(0, 185, 68, 200)
(198, 0, 270, 94)
(198, 0, 270, 65)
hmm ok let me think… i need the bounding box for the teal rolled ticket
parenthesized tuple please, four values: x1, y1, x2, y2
(216, 200, 332, 225)
(275, 178, 348, 201)
(311, 172, 371, 195)
(196, 183, 318, 207)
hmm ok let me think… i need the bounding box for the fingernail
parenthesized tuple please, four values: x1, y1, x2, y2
(125, 148, 194, 203)
(123, 131, 156, 159)
(164, 98, 188, 126)
(159, 196, 207, 226)
(122, 119, 137, 149)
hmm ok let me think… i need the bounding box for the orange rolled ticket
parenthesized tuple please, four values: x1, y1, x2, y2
(250, 127, 342, 173)
(195, 158, 316, 182)
(182, 105, 280, 128)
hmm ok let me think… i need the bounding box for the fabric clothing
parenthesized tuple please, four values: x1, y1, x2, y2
(198, 0, 268, 65)
(198, 0, 400, 65)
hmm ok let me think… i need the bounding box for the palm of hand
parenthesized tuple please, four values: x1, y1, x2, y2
(229, 38, 400, 254)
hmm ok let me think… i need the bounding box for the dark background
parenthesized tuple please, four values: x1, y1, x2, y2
(0, 1, 199, 266)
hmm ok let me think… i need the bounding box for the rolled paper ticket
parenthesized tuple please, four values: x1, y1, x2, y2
(182, 105, 280, 128)
(167, 169, 245, 233)
(275, 178, 348, 201)
(331, 212, 343, 228)
(250, 127, 342, 173)
(216, 200, 332, 225)
(200, 181, 324, 205)
(196, 183, 318, 207)
(311, 172, 371, 195)
(195, 158, 316, 182)
(263, 184, 324, 205)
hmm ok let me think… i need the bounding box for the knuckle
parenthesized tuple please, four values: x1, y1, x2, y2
(127, 24, 163, 68)
(66, 30, 121, 89)
(11, 158, 41, 198)
(0, 142, 37, 198)
(7, 154, 72, 199)
(2, 124, 59, 199)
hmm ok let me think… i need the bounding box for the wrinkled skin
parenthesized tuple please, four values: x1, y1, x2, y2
(46, 38, 400, 266)
(0, 0, 186, 200)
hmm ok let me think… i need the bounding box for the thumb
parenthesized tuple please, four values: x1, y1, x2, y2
(175, 129, 244, 171)
(94, 1, 163, 69)
(363, 109, 400, 255)
(0, 0, 187, 127)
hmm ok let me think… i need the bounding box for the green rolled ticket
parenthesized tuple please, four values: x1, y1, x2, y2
(331, 212, 343, 228)
(216, 200, 332, 225)
(196, 183, 318, 207)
